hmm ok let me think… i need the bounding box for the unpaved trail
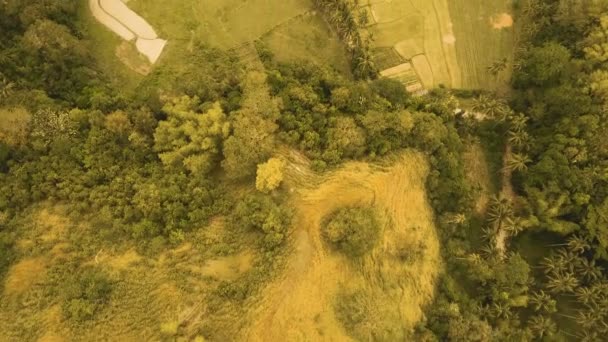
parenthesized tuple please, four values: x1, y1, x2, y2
(244, 151, 442, 341)
(494, 142, 516, 257)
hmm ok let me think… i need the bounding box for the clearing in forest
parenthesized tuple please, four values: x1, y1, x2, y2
(363, 0, 514, 90)
(85, 0, 352, 80)
(244, 150, 442, 341)
(126, 0, 311, 49)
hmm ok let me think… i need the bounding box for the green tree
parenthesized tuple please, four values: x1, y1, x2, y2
(322, 207, 380, 257)
(326, 116, 366, 159)
(516, 42, 572, 87)
(584, 15, 608, 65)
(222, 71, 279, 179)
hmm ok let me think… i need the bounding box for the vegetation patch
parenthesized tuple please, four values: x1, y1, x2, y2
(322, 207, 380, 257)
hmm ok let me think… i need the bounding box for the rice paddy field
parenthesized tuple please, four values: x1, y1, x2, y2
(363, 0, 514, 90)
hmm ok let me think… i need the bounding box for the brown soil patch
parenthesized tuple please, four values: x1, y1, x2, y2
(245, 151, 441, 341)
(4, 258, 47, 297)
(491, 13, 513, 29)
(201, 252, 254, 281)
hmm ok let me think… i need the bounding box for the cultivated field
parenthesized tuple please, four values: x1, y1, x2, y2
(363, 0, 514, 90)
(448, 0, 514, 89)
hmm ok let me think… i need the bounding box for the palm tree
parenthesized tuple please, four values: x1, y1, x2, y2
(490, 302, 512, 320)
(503, 216, 525, 236)
(354, 48, 377, 80)
(555, 249, 578, 270)
(487, 193, 513, 226)
(471, 95, 509, 121)
(480, 243, 497, 260)
(575, 309, 599, 329)
(481, 225, 497, 242)
(505, 152, 531, 172)
(529, 315, 557, 339)
(487, 58, 508, 75)
(540, 255, 568, 275)
(509, 113, 529, 131)
(529, 290, 557, 313)
(507, 129, 530, 150)
(567, 235, 591, 254)
(579, 330, 600, 342)
(575, 287, 599, 306)
(0, 73, 14, 100)
(577, 258, 603, 283)
(546, 271, 579, 294)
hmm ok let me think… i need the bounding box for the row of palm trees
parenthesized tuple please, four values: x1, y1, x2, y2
(470, 94, 532, 172)
(312, 0, 378, 79)
(533, 234, 608, 338)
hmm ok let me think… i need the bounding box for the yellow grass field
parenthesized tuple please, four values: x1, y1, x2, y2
(244, 150, 442, 340)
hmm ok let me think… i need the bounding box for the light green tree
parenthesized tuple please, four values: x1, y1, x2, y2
(584, 15, 608, 65)
(256, 157, 287, 193)
(154, 98, 229, 174)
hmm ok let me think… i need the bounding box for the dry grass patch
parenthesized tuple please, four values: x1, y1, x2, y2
(491, 13, 514, 29)
(201, 252, 254, 281)
(35, 209, 70, 243)
(3, 257, 47, 297)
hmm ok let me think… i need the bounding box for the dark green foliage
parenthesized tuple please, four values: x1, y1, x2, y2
(230, 194, 291, 250)
(0, 230, 13, 289)
(514, 42, 573, 87)
(322, 207, 380, 257)
(312, 0, 378, 80)
(371, 78, 411, 109)
(333, 289, 369, 333)
(135, 43, 242, 111)
(62, 268, 113, 322)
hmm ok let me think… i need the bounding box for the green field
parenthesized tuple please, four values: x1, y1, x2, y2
(448, 0, 514, 90)
(363, 0, 514, 90)
(129, 0, 311, 49)
(261, 12, 351, 75)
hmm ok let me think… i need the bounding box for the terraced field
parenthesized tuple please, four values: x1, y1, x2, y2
(361, 0, 514, 91)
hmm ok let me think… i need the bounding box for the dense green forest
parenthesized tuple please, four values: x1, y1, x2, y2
(2, 0, 608, 341)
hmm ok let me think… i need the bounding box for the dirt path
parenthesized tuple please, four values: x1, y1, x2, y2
(494, 142, 516, 257)
(89, 0, 167, 63)
(243, 151, 442, 340)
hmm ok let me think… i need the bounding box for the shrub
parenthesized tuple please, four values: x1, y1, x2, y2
(62, 268, 112, 322)
(322, 207, 380, 257)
